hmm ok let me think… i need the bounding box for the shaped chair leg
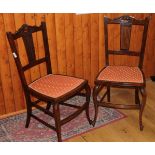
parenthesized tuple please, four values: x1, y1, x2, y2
(92, 85, 99, 127)
(85, 84, 92, 125)
(53, 103, 62, 142)
(139, 87, 147, 131)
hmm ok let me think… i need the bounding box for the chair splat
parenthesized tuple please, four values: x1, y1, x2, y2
(120, 23, 132, 50)
(22, 32, 36, 63)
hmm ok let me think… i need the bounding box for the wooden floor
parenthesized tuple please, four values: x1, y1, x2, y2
(67, 80, 155, 142)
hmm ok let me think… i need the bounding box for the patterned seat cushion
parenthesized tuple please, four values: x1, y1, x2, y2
(28, 74, 85, 98)
(97, 66, 143, 83)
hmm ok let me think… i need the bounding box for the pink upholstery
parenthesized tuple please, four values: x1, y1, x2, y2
(97, 66, 143, 83)
(29, 74, 85, 98)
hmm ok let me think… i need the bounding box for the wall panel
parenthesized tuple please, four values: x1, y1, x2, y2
(0, 13, 154, 116)
(65, 13, 75, 76)
(45, 13, 58, 74)
(3, 13, 25, 111)
(55, 13, 67, 75)
(82, 14, 91, 84)
(90, 14, 99, 86)
(73, 14, 83, 78)
(0, 14, 15, 113)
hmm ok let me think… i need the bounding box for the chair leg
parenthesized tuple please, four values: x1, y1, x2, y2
(85, 84, 92, 125)
(92, 85, 99, 127)
(25, 104, 32, 128)
(139, 87, 147, 131)
(53, 103, 62, 142)
(107, 86, 110, 102)
(45, 102, 52, 113)
(135, 88, 140, 105)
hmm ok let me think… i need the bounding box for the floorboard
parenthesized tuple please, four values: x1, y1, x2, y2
(67, 80, 155, 142)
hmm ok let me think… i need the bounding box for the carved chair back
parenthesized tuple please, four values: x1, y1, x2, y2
(104, 15, 150, 69)
(7, 22, 52, 92)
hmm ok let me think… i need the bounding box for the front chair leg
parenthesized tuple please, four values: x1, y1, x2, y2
(139, 87, 147, 131)
(92, 85, 99, 127)
(53, 103, 62, 142)
(85, 84, 92, 125)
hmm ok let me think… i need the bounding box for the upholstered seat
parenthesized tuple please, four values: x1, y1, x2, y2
(29, 74, 85, 99)
(97, 66, 143, 84)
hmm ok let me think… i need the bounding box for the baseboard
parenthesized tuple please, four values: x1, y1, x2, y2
(0, 103, 47, 120)
(0, 109, 27, 120)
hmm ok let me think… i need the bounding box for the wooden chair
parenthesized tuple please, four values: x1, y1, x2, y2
(7, 22, 91, 142)
(92, 15, 150, 130)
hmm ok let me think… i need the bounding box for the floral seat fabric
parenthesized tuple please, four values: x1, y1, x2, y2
(29, 74, 85, 98)
(97, 66, 143, 84)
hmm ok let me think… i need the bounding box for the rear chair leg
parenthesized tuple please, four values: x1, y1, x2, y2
(45, 101, 52, 114)
(53, 103, 62, 142)
(139, 87, 147, 131)
(92, 85, 99, 127)
(85, 84, 92, 125)
(135, 88, 140, 105)
(107, 86, 110, 102)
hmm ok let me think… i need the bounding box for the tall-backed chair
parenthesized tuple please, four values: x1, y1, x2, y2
(92, 15, 150, 130)
(7, 22, 91, 142)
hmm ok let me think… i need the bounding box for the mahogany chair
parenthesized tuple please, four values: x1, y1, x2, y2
(7, 22, 91, 142)
(92, 15, 150, 130)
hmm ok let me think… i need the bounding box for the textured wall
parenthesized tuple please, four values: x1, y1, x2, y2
(0, 13, 155, 116)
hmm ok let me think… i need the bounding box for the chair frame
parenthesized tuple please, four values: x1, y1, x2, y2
(7, 22, 91, 142)
(92, 15, 150, 130)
